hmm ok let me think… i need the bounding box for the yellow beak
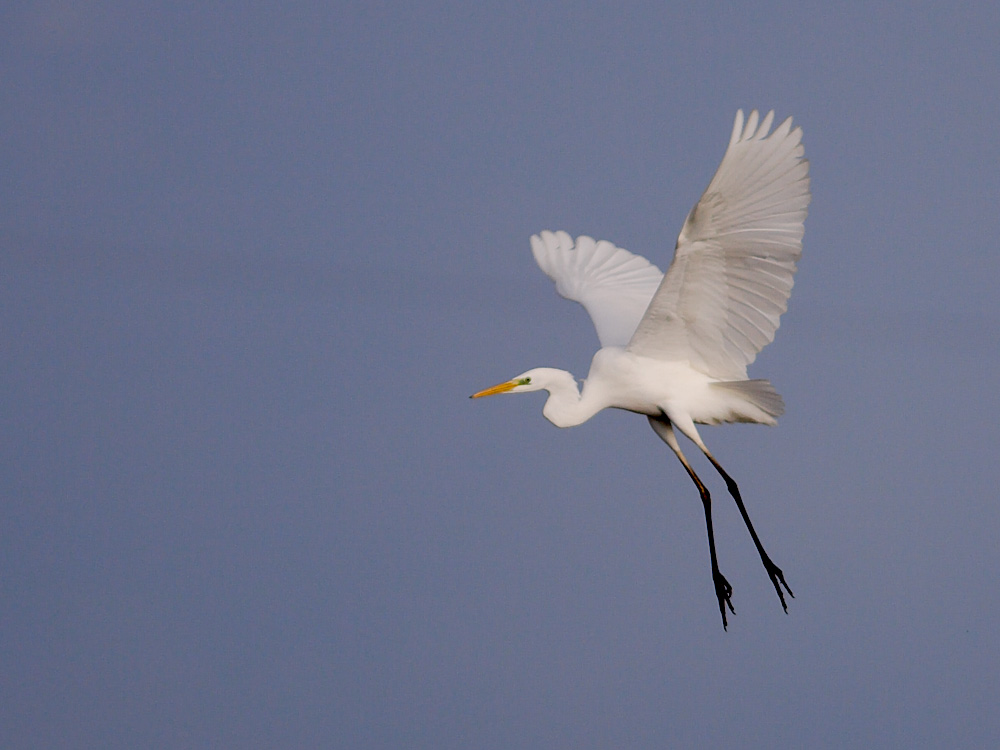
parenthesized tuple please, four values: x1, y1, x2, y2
(470, 380, 517, 399)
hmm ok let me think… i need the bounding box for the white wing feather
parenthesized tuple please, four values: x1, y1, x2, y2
(627, 109, 811, 379)
(530, 230, 664, 347)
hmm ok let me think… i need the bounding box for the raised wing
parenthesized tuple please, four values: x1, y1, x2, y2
(628, 110, 811, 379)
(530, 230, 664, 348)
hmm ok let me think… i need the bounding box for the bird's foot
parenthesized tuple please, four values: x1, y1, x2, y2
(763, 558, 794, 612)
(714, 570, 735, 630)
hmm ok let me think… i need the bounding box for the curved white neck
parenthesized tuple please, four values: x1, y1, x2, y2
(539, 370, 603, 428)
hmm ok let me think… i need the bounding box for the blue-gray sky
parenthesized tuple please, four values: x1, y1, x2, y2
(3, 1, 1000, 747)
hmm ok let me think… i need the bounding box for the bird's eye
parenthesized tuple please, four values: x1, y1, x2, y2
(519, 377, 531, 385)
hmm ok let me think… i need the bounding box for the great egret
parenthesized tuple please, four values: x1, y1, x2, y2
(472, 110, 810, 628)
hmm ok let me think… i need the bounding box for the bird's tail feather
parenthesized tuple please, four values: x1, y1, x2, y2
(709, 379, 785, 425)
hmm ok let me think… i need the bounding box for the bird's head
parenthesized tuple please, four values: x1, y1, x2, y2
(470, 367, 583, 427)
(469, 369, 548, 399)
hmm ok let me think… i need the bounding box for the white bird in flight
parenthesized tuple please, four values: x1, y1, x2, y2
(472, 110, 810, 628)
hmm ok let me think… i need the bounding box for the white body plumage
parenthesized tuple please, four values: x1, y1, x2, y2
(527, 348, 782, 430)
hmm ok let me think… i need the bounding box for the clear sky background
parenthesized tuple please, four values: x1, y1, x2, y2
(3, 1, 999, 748)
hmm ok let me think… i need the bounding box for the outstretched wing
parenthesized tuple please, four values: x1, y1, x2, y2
(628, 110, 811, 380)
(530, 230, 664, 348)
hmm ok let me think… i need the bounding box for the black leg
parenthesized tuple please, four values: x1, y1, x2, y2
(648, 416, 735, 629)
(704, 453, 794, 611)
(649, 417, 745, 628)
(686, 463, 736, 629)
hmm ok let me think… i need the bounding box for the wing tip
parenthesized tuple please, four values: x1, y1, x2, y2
(732, 108, 801, 144)
(730, 109, 745, 146)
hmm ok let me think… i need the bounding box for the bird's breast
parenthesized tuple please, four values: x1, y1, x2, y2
(583, 348, 716, 417)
